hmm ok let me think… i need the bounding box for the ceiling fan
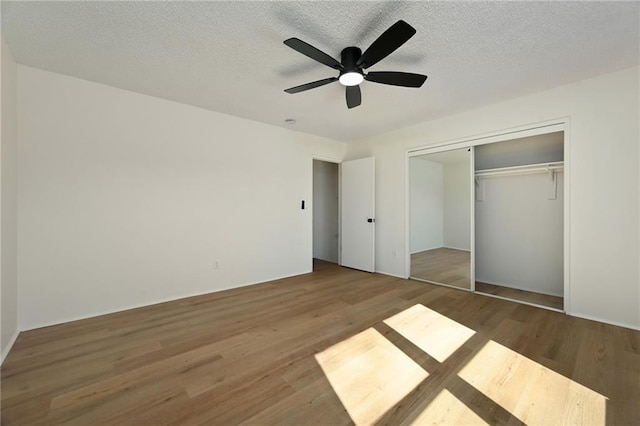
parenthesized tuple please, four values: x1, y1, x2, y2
(283, 20, 427, 109)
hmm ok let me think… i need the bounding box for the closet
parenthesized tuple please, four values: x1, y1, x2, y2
(474, 132, 564, 309)
(408, 126, 566, 311)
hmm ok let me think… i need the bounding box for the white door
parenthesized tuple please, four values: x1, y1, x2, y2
(341, 157, 375, 272)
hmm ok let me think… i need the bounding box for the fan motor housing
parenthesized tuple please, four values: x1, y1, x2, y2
(340, 47, 363, 74)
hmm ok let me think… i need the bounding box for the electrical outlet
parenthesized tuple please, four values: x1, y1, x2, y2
(392, 251, 398, 259)
(214, 260, 220, 269)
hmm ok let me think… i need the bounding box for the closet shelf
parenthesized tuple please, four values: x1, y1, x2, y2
(475, 161, 564, 178)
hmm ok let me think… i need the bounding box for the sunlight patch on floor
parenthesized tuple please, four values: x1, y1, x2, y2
(314, 328, 428, 425)
(383, 304, 476, 363)
(408, 388, 489, 425)
(458, 340, 607, 425)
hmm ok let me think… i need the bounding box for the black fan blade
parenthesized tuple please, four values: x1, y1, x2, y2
(346, 85, 361, 109)
(284, 38, 344, 70)
(357, 20, 416, 69)
(365, 71, 427, 87)
(284, 77, 338, 94)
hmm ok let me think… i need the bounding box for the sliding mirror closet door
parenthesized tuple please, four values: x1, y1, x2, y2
(409, 148, 472, 290)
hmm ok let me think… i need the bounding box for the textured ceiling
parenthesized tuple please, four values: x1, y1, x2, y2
(2, 1, 639, 142)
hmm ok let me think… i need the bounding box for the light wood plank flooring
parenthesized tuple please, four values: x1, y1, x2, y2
(2, 260, 638, 425)
(411, 247, 471, 289)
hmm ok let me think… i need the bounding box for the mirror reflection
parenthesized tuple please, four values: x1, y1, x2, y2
(409, 148, 471, 289)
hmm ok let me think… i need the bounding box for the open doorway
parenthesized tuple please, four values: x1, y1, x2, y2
(313, 160, 339, 270)
(474, 132, 564, 310)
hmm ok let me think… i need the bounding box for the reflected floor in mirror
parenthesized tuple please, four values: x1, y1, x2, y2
(411, 248, 471, 289)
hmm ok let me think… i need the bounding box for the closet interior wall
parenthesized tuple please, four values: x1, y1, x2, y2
(313, 160, 339, 264)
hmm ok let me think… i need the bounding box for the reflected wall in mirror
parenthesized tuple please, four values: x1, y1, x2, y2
(409, 148, 471, 289)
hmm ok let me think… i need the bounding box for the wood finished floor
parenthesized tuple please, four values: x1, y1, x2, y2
(411, 248, 471, 289)
(2, 260, 638, 425)
(476, 282, 564, 311)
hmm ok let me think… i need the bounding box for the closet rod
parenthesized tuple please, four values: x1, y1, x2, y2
(475, 161, 564, 178)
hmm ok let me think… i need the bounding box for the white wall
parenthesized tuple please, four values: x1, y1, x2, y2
(1, 39, 19, 362)
(313, 160, 339, 263)
(443, 161, 471, 251)
(17, 66, 346, 330)
(346, 66, 640, 330)
(476, 173, 564, 296)
(409, 158, 443, 253)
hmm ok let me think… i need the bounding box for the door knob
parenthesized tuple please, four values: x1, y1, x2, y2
(367, 218, 375, 223)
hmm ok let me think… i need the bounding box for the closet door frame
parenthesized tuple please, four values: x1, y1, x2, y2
(405, 118, 570, 312)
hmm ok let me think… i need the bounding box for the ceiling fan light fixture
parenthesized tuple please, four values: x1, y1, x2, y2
(339, 71, 364, 86)
(283, 20, 426, 108)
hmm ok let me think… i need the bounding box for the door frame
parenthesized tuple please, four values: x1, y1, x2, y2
(405, 117, 571, 312)
(311, 156, 342, 269)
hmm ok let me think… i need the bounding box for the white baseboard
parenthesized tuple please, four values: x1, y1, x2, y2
(1, 329, 20, 365)
(20, 270, 312, 332)
(375, 270, 408, 279)
(411, 246, 471, 255)
(410, 246, 441, 255)
(443, 246, 471, 252)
